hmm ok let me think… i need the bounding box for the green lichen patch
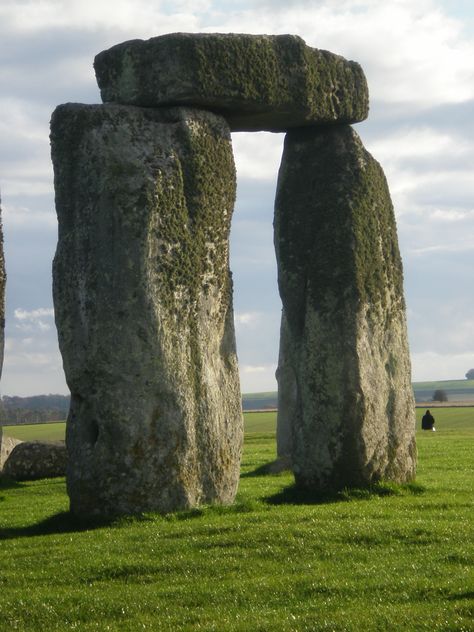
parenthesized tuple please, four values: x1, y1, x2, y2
(275, 125, 404, 328)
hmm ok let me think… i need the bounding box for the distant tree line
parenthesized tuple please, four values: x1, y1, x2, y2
(0, 394, 70, 425)
(466, 369, 474, 380)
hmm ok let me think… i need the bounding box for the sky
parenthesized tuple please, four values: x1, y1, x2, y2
(0, 0, 473, 396)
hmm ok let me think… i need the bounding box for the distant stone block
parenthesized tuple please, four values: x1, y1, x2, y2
(94, 33, 369, 132)
(2, 441, 67, 481)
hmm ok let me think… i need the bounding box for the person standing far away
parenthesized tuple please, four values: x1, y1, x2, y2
(421, 409, 436, 431)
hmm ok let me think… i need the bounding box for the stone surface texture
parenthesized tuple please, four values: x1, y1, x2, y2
(0, 433, 22, 473)
(51, 103, 242, 516)
(274, 125, 416, 492)
(2, 440, 67, 481)
(94, 33, 369, 132)
(275, 310, 296, 459)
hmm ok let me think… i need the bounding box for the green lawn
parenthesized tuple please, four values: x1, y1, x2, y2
(0, 410, 473, 631)
(2, 411, 278, 442)
(2, 422, 66, 442)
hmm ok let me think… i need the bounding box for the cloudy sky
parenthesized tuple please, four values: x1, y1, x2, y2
(1, 0, 473, 396)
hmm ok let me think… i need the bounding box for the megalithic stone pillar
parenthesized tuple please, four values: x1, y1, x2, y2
(274, 125, 416, 492)
(51, 104, 242, 517)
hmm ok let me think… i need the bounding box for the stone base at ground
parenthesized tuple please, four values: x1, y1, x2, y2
(274, 125, 416, 492)
(51, 103, 242, 517)
(2, 441, 67, 481)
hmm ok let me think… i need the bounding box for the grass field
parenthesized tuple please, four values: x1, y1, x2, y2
(1, 410, 473, 631)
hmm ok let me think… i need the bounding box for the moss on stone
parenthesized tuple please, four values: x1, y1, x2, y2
(94, 33, 369, 131)
(51, 103, 241, 516)
(275, 125, 404, 329)
(275, 124, 415, 492)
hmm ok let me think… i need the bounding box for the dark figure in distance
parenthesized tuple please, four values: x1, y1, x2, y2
(421, 409, 436, 431)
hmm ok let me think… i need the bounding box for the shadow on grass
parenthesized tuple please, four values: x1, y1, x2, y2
(266, 481, 426, 506)
(0, 477, 27, 492)
(241, 457, 292, 478)
(0, 511, 119, 541)
(447, 591, 474, 601)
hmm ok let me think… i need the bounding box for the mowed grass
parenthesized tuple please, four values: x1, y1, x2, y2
(2, 412, 277, 442)
(0, 410, 473, 631)
(2, 421, 66, 442)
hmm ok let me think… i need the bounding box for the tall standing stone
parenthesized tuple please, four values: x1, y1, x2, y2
(274, 125, 416, 492)
(51, 103, 242, 516)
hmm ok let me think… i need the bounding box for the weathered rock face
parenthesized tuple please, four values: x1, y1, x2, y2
(275, 310, 296, 459)
(0, 433, 22, 473)
(94, 33, 369, 132)
(51, 103, 242, 516)
(2, 440, 67, 481)
(274, 125, 416, 492)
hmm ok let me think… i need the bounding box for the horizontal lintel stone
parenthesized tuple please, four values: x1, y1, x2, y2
(94, 32, 369, 132)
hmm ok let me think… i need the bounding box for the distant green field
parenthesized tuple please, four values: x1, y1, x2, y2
(3, 407, 473, 442)
(2, 422, 66, 442)
(2, 412, 277, 442)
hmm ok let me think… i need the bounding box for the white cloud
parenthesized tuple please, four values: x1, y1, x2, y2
(411, 351, 474, 382)
(232, 133, 284, 181)
(14, 307, 54, 321)
(0, 0, 205, 35)
(1, 203, 57, 229)
(241, 365, 267, 373)
(409, 243, 474, 256)
(430, 209, 474, 222)
(13, 307, 55, 333)
(367, 127, 471, 163)
(239, 363, 278, 394)
(234, 311, 262, 327)
(2, 305, 64, 396)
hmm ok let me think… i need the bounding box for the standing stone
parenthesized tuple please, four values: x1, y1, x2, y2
(94, 33, 369, 132)
(274, 125, 416, 492)
(51, 103, 242, 516)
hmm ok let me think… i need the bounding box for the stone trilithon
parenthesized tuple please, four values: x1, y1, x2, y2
(51, 32, 416, 516)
